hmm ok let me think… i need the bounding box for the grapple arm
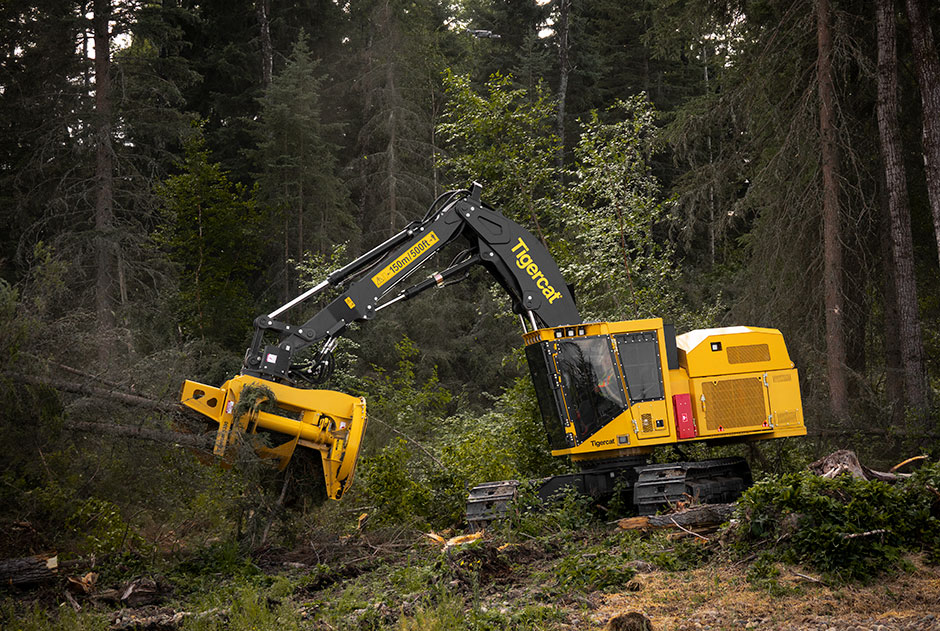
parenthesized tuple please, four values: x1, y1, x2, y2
(180, 375, 367, 500)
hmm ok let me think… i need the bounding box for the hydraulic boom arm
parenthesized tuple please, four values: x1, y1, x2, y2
(243, 183, 581, 384)
(180, 183, 580, 499)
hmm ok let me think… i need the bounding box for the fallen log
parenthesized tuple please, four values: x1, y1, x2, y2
(3, 372, 181, 414)
(648, 503, 735, 528)
(109, 607, 227, 630)
(65, 420, 215, 451)
(618, 503, 735, 531)
(0, 554, 58, 586)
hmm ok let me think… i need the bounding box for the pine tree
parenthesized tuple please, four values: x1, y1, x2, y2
(255, 34, 355, 302)
(346, 0, 443, 242)
(156, 133, 263, 347)
(876, 0, 927, 410)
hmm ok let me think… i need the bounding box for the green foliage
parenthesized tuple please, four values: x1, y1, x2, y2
(398, 592, 565, 631)
(736, 464, 940, 581)
(653, 538, 714, 571)
(174, 541, 260, 581)
(360, 337, 453, 438)
(438, 70, 560, 227)
(554, 543, 637, 592)
(746, 552, 798, 596)
(182, 585, 303, 631)
(66, 497, 144, 556)
(564, 97, 685, 323)
(359, 438, 434, 527)
(155, 130, 264, 347)
(0, 603, 108, 631)
(230, 383, 277, 423)
(507, 484, 596, 538)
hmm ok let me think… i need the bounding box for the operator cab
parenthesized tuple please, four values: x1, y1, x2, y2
(523, 319, 678, 454)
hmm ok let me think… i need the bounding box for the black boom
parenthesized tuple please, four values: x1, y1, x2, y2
(242, 183, 581, 384)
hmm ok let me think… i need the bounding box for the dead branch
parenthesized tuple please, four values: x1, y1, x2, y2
(841, 529, 887, 539)
(368, 415, 443, 468)
(670, 516, 711, 541)
(889, 455, 928, 473)
(109, 607, 228, 630)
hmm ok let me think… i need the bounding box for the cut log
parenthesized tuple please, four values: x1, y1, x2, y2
(618, 504, 735, 531)
(3, 372, 181, 413)
(0, 554, 58, 586)
(648, 503, 735, 528)
(617, 516, 650, 530)
(65, 421, 215, 450)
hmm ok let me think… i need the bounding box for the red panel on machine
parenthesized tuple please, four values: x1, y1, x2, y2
(673, 393, 697, 439)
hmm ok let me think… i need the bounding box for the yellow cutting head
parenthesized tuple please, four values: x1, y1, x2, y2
(180, 375, 367, 500)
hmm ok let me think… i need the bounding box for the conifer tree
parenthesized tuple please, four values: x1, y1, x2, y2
(256, 34, 354, 301)
(156, 133, 263, 347)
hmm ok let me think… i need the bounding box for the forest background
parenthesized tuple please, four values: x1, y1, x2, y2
(2, 0, 940, 558)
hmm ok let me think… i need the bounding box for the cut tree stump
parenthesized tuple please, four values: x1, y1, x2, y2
(0, 555, 58, 586)
(809, 449, 907, 483)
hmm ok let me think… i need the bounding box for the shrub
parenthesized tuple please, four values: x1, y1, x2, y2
(555, 544, 637, 592)
(735, 462, 940, 580)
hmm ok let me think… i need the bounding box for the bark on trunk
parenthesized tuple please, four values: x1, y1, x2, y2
(876, 0, 927, 409)
(555, 0, 570, 175)
(817, 0, 849, 419)
(256, 0, 273, 89)
(617, 503, 736, 530)
(904, 0, 940, 271)
(880, 199, 906, 424)
(0, 555, 58, 586)
(94, 0, 115, 338)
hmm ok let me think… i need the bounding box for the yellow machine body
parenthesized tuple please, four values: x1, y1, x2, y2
(180, 375, 367, 500)
(522, 319, 805, 464)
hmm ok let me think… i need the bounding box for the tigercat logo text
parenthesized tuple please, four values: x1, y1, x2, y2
(371, 232, 440, 288)
(511, 238, 564, 304)
(590, 438, 615, 447)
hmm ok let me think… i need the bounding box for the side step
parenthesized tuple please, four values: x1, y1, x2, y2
(632, 457, 752, 515)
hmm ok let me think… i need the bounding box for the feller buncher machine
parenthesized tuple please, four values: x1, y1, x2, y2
(181, 184, 805, 526)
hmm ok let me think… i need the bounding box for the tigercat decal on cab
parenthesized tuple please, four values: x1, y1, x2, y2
(371, 232, 440, 288)
(511, 238, 564, 304)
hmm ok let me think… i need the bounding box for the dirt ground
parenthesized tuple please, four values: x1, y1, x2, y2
(593, 558, 940, 631)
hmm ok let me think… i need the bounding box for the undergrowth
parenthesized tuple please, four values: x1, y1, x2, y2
(734, 461, 940, 581)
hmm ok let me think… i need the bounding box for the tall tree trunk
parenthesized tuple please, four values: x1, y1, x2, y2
(880, 196, 906, 425)
(904, 0, 940, 271)
(817, 0, 848, 419)
(876, 0, 927, 409)
(555, 0, 570, 175)
(257, 0, 273, 89)
(94, 0, 115, 337)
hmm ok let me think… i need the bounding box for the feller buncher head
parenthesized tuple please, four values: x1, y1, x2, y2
(180, 375, 367, 500)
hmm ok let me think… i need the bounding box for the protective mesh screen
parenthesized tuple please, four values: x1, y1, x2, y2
(726, 344, 770, 364)
(702, 378, 765, 430)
